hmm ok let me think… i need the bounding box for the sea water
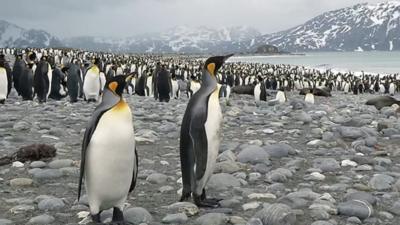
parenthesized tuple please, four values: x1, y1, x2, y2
(228, 51, 400, 75)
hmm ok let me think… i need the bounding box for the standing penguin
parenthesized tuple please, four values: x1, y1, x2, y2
(254, 76, 267, 102)
(0, 66, 7, 104)
(157, 65, 172, 102)
(304, 90, 315, 104)
(33, 56, 52, 103)
(275, 88, 287, 103)
(83, 63, 101, 102)
(66, 62, 82, 103)
(19, 63, 35, 101)
(180, 54, 233, 207)
(78, 75, 138, 224)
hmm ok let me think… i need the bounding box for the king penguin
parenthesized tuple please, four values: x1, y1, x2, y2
(275, 88, 287, 103)
(83, 63, 101, 102)
(78, 75, 138, 224)
(304, 90, 315, 104)
(179, 54, 233, 208)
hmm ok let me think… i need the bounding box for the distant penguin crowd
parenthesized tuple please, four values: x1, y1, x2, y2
(0, 47, 399, 107)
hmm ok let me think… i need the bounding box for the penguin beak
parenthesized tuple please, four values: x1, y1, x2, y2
(223, 54, 234, 62)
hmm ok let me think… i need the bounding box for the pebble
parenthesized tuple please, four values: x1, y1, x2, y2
(27, 214, 55, 224)
(194, 213, 228, 225)
(237, 145, 270, 164)
(161, 213, 188, 224)
(368, 174, 395, 191)
(0, 219, 14, 225)
(124, 207, 153, 225)
(146, 173, 168, 184)
(48, 159, 73, 169)
(166, 202, 199, 216)
(242, 202, 260, 211)
(207, 173, 241, 190)
(38, 197, 65, 211)
(11, 161, 24, 168)
(338, 200, 373, 220)
(9, 178, 33, 187)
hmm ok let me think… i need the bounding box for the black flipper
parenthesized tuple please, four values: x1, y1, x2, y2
(189, 121, 208, 181)
(78, 89, 120, 200)
(129, 147, 139, 193)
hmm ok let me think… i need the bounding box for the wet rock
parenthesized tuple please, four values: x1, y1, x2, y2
(253, 203, 296, 225)
(313, 158, 340, 172)
(48, 159, 73, 169)
(195, 213, 228, 225)
(368, 174, 395, 191)
(9, 178, 33, 187)
(38, 197, 65, 211)
(162, 213, 188, 224)
(124, 207, 153, 225)
(237, 145, 270, 164)
(208, 173, 241, 190)
(264, 143, 293, 158)
(338, 200, 373, 220)
(27, 214, 55, 224)
(146, 173, 168, 184)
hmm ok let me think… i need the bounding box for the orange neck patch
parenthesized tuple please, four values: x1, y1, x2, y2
(108, 81, 118, 93)
(207, 63, 215, 76)
(112, 100, 129, 112)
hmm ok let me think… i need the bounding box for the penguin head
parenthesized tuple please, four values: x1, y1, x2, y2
(106, 75, 133, 97)
(204, 54, 234, 76)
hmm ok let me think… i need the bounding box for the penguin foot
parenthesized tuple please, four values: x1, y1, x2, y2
(0, 99, 5, 104)
(194, 195, 220, 208)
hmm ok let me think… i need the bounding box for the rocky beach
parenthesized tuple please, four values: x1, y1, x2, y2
(0, 90, 400, 225)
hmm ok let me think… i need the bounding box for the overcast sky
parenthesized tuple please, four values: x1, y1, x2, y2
(0, 0, 387, 38)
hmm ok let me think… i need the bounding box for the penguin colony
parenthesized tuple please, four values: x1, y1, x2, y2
(1, 47, 400, 224)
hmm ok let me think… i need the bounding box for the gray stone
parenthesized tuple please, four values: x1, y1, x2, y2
(207, 173, 241, 190)
(313, 158, 340, 172)
(310, 221, 333, 225)
(195, 213, 228, 225)
(146, 173, 168, 184)
(9, 204, 35, 214)
(214, 161, 241, 174)
(10, 178, 33, 187)
(31, 169, 63, 180)
(264, 143, 293, 158)
(344, 192, 377, 206)
(30, 161, 47, 168)
(0, 219, 14, 225)
(254, 203, 296, 225)
(389, 200, 400, 215)
(293, 111, 312, 123)
(124, 207, 153, 225)
(38, 198, 65, 211)
(339, 127, 364, 139)
(368, 174, 395, 191)
(237, 145, 270, 164)
(338, 200, 373, 220)
(162, 213, 188, 224)
(166, 202, 199, 216)
(27, 214, 55, 224)
(48, 159, 73, 169)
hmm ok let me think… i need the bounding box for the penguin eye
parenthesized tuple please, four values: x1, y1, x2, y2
(207, 63, 216, 76)
(108, 81, 118, 93)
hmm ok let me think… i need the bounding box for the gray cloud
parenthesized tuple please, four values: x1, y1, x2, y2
(0, 0, 388, 38)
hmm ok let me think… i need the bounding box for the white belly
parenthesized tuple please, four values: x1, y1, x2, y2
(192, 82, 201, 94)
(99, 72, 106, 91)
(379, 84, 385, 93)
(226, 86, 231, 99)
(276, 91, 286, 103)
(197, 89, 222, 194)
(254, 83, 261, 101)
(147, 76, 153, 96)
(46, 64, 52, 98)
(389, 83, 395, 95)
(305, 93, 315, 104)
(0, 68, 7, 100)
(172, 80, 178, 97)
(83, 72, 100, 101)
(85, 104, 136, 213)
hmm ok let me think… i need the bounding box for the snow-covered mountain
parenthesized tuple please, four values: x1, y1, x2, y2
(0, 20, 63, 48)
(255, 1, 400, 52)
(64, 26, 261, 53)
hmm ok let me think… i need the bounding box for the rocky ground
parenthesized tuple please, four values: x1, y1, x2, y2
(0, 91, 400, 225)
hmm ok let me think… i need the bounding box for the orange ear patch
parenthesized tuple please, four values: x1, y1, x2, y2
(207, 63, 216, 76)
(108, 81, 118, 92)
